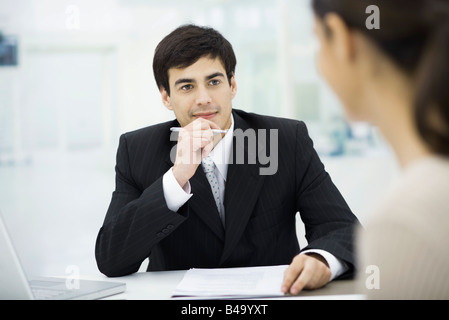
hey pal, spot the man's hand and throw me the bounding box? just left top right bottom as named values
left=172, top=118, right=221, bottom=188
left=281, top=253, right=332, bottom=295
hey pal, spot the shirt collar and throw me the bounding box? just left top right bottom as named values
left=208, top=114, right=234, bottom=181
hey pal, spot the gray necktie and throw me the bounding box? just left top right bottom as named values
left=201, top=156, right=225, bottom=226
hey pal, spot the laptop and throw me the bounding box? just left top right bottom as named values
left=0, top=212, right=126, bottom=300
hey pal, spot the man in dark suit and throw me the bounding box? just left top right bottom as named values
left=95, top=24, right=360, bottom=294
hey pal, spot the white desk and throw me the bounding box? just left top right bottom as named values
left=81, top=271, right=365, bottom=300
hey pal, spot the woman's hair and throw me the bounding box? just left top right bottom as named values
left=312, top=0, right=449, bottom=155
left=152, top=24, right=236, bottom=96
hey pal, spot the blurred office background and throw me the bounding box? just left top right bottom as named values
left=0, top=0, right=399, bottom=278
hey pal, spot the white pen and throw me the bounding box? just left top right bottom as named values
left=170, top=127, right=228, bottom=134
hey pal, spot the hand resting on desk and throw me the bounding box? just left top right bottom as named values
left=281, top=253, right=331, bottom=295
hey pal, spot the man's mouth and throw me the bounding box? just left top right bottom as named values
left=193, top=112, right=217, bottom=120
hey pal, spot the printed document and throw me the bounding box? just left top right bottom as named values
left=172, top=264, right=288, bottom=299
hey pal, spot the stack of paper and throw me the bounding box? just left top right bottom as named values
left=172, top=265, right=289, bottom=299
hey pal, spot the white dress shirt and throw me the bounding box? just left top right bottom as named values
left=162, top=115, right=347, bottom=280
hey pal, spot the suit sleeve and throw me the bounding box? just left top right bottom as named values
left=294, top=121, right=361, bottom=278
left=95, top=134, right=187, bottom=277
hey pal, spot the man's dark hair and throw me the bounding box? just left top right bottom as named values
left=153, top=24, right=237, bottom=96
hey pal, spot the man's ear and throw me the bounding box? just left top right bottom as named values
left=160, top=87, right=173, bottom=110
left=324, top=13, right=356, bottom=62
left=230, top=74, right=237, bottom=99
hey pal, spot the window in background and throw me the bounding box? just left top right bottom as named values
left=0, top=0, right=390, bottom=162
left=171, top=0, right=390, bottom=158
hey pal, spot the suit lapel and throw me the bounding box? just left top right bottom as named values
left=219, top=111, right=266, bottom=265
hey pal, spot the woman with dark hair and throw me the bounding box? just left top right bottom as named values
left=310, top=0, right=449, bottom=298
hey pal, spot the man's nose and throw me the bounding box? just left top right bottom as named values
left=195, top=86, right=212, bottom=105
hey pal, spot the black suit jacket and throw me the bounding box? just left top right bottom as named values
left=95, top=109, right=360, bottom=277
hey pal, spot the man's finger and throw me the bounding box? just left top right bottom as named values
left=281, top=256, right=305, bottom=294
left=189, top=117, right=222, bottom=131
left=289, top=263, right=314, bottom=294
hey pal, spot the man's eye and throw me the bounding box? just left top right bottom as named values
left=181, top=85, right=193, bottom=91
left=209, top=79, right=220, bottom=86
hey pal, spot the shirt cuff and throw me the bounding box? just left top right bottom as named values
left=301, top=249, right=348, bottom=281
left=162, top=167, right=193, bottom=212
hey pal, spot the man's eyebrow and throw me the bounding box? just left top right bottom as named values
left=174, top=78, right=195, bottom=87
left=206, top=72, right=225, bottom=81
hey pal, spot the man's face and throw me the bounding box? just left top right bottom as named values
left=161, top=56, right=237, bottom=130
